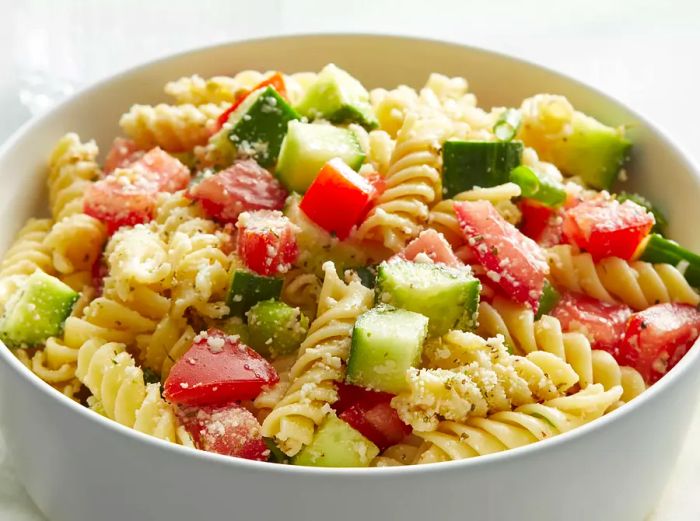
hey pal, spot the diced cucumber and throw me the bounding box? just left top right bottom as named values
left=616, top=192, right=667, bottom=235
left=215, top=316, right=250, bottom=344
left=535, top=280, right=561, bottom=319
left=376, top=260, right=480, bottom=336
left=246, top=299, right=309, bottom=358
left=510, top=165, right=567, bottom=207
left=226, top=270, right=283, bottom=317
left=276, top=121, right=365, bottom=193
left=347, top=306, right=429, bottom=393
left=0, top=271, right=79, bottom=348
left=442, top=141, right=523, bottom=199
left=210, top=86, right=299, bottom=167
left=292, top=413, right=379, bottom=467
left=640, top=234, right=700, bottom=288
left=442, top=140, right=523, bottom=198
left=295, top=64, right=378, bottom=130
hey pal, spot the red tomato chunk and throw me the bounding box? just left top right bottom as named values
left=104, top=137, right=142, bottom=173
left=187, top=160, right=288, bottom=224
left=519, top=199, right=565, bottom=248
left=164, top=329, right=278, bottom=407
left=334, top=383, right=411, bottom=451
left=454, top=200, right=548, bottom=310
left=619, top=303, right=700, bottom=384
left=236, top=210, right=298, bottom=276
left=563, top=198, right=654, bottom=261
left=397, top=229, right=462, bottom=267
left=550, top=292, right=632, bottom=354
left=178, top=403, right=268, bottom=461
left=300, top=158, right=375, bottom=240
left=130, top=147, right=190, bottom=193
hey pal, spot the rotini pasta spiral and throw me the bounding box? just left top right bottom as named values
left=393, top=331, right=578, bottom=431
left=546, top=244, right=700, bottom=310
left=261, top=262, right=373, bottom=456
left=165, top=75, right=246, bottom=105
left=46, top=133, right=101, bottom=221
left=282, top=268, right=322, bottom=321
left=43, top=213, right=107, bottom=275
left=119, top=103, right=228, bottom=153
left=414, top=383, right=622, bottom=463
left=477, top=296, right=646, bottom=404
left=0, top=219, right=55, bottom=308
left=76, top=338, right=178, bottom=441
left=355, top=113, right=455, bottom=251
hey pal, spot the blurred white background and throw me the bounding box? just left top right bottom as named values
left=0, top=0, right=698, bottom=519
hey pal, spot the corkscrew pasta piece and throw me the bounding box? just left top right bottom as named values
left=44, top=213, right=107, bottom=275
left=253, top=355, right=297, bottom=423
left=261, top=262, right=373, bottom=456
left=371, top=436, right=427, bottom=467
left=0, top=219, right=55, bottom=308
left=136, top=316, right=196, bottom=378
left=546, top=244, right=700, bottom=310
left=119, top=102, right=228, bottom=152
left=428, top=182, right=523, bottom=247
left=76, top=338, right=178, bottom=441
left=282, top=268, right=322, bottom=321
left=393, top=331, right=578, bottom=431
left=414, top=384, right=623, bottom=463
left=165, top=75, right=247, bottom=105
left=477, top=297, right=646, bottom=403
left=355, top=113, right=454, bottom=251
left=46, top=133, right=101, bottom=221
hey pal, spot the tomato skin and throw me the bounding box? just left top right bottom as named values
left=178, top=403, right=268, bottom=461
left=397, top=229, right=462, bottom=267
left=550, top=292, right=632, bottom=354
left=519, top=199, right=565, bottom=247
left=299, top=158, right=375, bottom=240
left=104, top=137, right=142, bottom=173
left=236, top=210, right=298, bottom=276
left=215, top=72, right=288, bottom=130
left=163, top=328, right=279, bottom=407
left=619, top=303, right=700, bottom=384
left=334, top=383, right=410, bottom=451
left=187, top=160, right=288, bottom=224
left=563, top=199, right=654, bottom=261
left=454, top=200, right=548, bottom=310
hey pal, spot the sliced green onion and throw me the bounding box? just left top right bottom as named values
left=536, top=280, right=561, bottom=319
left=509, top=165, right=567, bottom=207
left=493, top=109, right=522, bottom=141
left=639, top=234, right=700, bottom=288
left=616, top=192, right=667, bottom=235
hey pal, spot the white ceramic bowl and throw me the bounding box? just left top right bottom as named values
left=1, top=34, right=699, bottom=521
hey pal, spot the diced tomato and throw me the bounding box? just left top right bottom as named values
left=104, top=137, right=143, bottom=173
left=396, top=229, right=462, bottom=267
left=364, top=172, right=386, bottom=202
left=563, top=199, right=654, bottom=261
left=299, top=158, right=375, bottom=240
left=187, top=160, right=288, bottom=224
left=236, top=210, right=298, bottom=276
left=83, top=172, right=158, bottom=234
left=129, top=148, right=190, bottom=193
left=619, top=303, right=700, bottom=384
left=454, top=200, right=549, bottom=310
left=334, top=383, right=411, bottom=451
left=91, top=253, right=108, bottom=296
left=550, top=292, right=632, bottom=354
left=178, top=403, right=268, bottom=461
left=164, top=329, right=279, bottom=407
left=519, top=199, right=565, bottom=247
left=216, top=72, right=288, bottom=130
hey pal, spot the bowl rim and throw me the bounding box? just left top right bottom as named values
left=1, top=31, right=699, bottom=477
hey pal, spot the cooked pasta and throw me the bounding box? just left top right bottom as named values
left=546, top=244, right=700, bottom=310
left=355, top=113, right=454, bottom=250
left=120, top=103, right=228, bottom=152
left=414, top=384, right=622, bottom=463
left=478, top=297, right=646, bottom=403
left=282, top=268, right=322, bottom=321
left=261, top=262, right=373, bottom=456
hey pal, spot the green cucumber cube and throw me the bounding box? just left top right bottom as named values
left=442, top=140, right=523, bottom=198
left=347, top=306, right=428, bottom=393
left=0, top=271, right=79, bottom=348
left=276, top=121, right=365, bottom=193
left=376, top=260, right=480, bottom=336
left=295, top=64, right=378, bottom=130
left=215, top=316, right=250, bottom=344
left=211, top=86, right=299, bottom=167
left=226, top=270, right=283, bottom=317
left=292, top=414, right=379, bottom=467
left=246, top=299, right=309, bottom=358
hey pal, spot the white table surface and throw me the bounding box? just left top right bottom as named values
left=0, top=0, right=699, bottom=519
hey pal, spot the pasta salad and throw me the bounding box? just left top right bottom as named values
left=1, top=64, right=699, bottom=467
